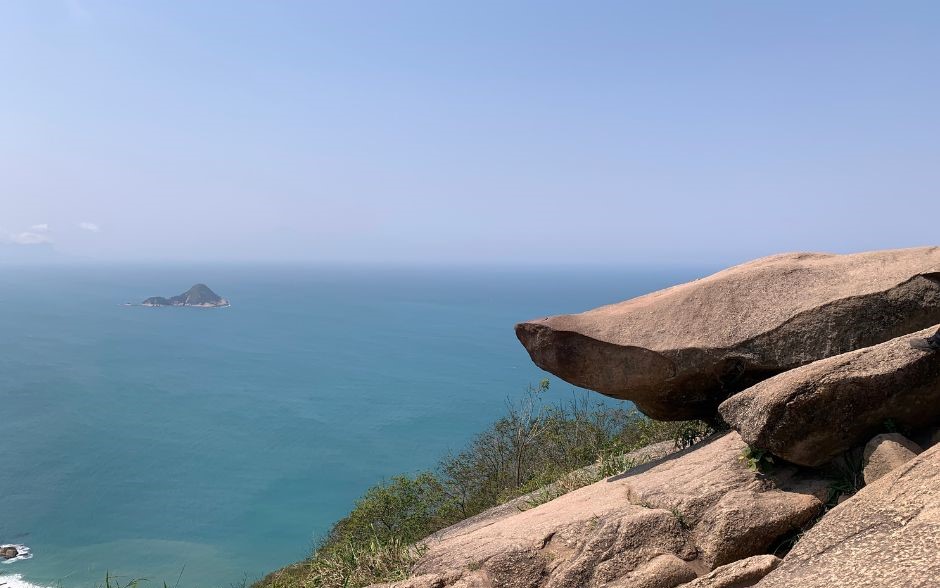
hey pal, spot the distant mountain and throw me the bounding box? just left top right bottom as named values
left=141, top=284, right=230, bottom=308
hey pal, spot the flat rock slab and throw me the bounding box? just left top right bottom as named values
left=720, top=326, right=940, bottom=467
left=375, top=433, right=824, bottom=588
left=755, top=443, right=940, bottom=588
left=515, top=247, right=940, bottom=419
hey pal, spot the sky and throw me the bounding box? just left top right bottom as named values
left=1, top=1, right=939, bottom=265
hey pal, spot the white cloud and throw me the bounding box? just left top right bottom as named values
left=30, top=223, right=50, bottom=232
left=10, top=231, right=52, bottom=245
left=79, top=221, right=100, bottom=233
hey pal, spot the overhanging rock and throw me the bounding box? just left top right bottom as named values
left=516, top=247, right=940, bottom=420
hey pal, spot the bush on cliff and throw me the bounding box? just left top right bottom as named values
left=328, top=472, right=454, bottom=546
left=256, top=382, right=714, bottom=588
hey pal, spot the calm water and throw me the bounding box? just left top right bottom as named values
left=0, top=264, right=709, bottom=588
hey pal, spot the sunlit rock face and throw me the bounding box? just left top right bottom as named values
left=516, top=247, right=940, bottom=420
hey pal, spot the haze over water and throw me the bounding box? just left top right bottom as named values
left=0, top=264, right=711, bottom=588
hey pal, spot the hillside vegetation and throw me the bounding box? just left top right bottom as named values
left=256, top=381, right=713, bottom=588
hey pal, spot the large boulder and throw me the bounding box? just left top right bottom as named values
left=515, top=247, right=940, bottom=419
left=375, top=433, right=824, bottom=588
left=719, top=326, right=940, bottom=467
left=754, top=443, right=940, bottom=588
left=862, top=433, right=922, bottom=485
left=619, top=435, right=823, bottom=569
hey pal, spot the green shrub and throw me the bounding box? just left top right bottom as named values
left=739, top=445, right=775, bottom=472
left=669, top=506, right=690, bottom=530
left=672, top=420, right=716, bottom=449
left=328, top=472, right=457, bottom=546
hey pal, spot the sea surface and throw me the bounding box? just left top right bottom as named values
left=0, top=263, right=711, bottom=588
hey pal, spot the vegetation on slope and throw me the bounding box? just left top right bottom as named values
left=256, top=381, right=715, bottom=588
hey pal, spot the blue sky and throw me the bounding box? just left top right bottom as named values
left=1, top=1, right=939, bottom=264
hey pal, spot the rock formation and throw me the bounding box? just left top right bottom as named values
left=0, top=544, right=30, bottom=562
left=267, top=247, right=940, bottom=588
left=375, top=433, right=825, bottom=588
left=753, top=443, right=940, bottom=587
left=515, top=247, right=940, bottom=419
left=140, top=283, right=230, bottom=307
left=0, top=545, right=18, bottom=560
left=719, top=326, right=940, bottom=466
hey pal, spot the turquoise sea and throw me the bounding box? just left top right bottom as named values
left=0, top=264, right=709, bottom=588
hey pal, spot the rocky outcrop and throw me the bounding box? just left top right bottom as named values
left=679, top=555, right=782, bottom=588
left=376, top=249, right=940, bottom=588
left=140, top=283, right=230, bottom=307
left=377, top=433, right=824, bottom=588
left=754, top=443, right=940, bottom=588
left=515, top=247, right=940, bottom=420
left=426, top=441, right=679, bottom=545
left=719, top=326, right=940, bottom=467
left=0, top=544, right=30, bottom=562
left=617, top=435, right=824, bottom=569
left=0, top=545, right=18, bottom=559
left=862, top=433, right=922, bottom=485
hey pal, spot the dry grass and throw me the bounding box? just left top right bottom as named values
left=257, top=534, right=424, bottom=588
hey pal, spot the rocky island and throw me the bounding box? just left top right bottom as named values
left=140, top=283, right=230, bottom=308
left=1, top=543, right=32, bottom=562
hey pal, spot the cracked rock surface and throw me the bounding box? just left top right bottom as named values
left=754, top=443, right=940, bottom=588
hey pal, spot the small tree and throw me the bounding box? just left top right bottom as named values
left=507, top=378, right=551, bottom=487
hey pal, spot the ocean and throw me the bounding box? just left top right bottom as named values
left=0, top=263, right=710, bottom=588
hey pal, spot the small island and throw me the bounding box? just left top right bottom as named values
left=140, top=283, right=230, bottom=308
left=1, top=543, right=31, bottom=562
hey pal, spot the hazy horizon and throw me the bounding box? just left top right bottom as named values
left=3, top=2, right=939, bottom=265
